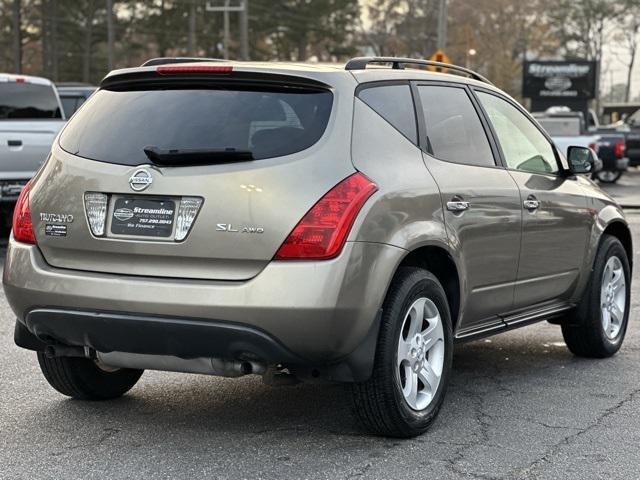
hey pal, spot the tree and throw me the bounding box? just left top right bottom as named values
left=614, top=0, right=640, bottom=102
left=366, top=0, right=438, bottom=57
left=250, top=0, right=360, bottom=61
left=547, top=0, right=621, bottom=61
left=447, top=0, right=559, bottom=98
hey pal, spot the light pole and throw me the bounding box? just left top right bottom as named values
left=436, top=0, right=448, bottom=51
left=466, top=48, right=476, bottom=69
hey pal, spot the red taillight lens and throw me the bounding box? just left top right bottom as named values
left=588, top=142, right=598, bottom=152
left=12, top=180, right=36, bottom=244
left=615, top=140, right=625, bottom=158
left=275, top=173, right=378, bottom=260
left=156, top=65, right=233, bottom=75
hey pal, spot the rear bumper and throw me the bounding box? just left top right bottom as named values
left=3, top=239, right=405, bottom=378
left=616, top=157, right=630, bottom=170
left=23, top=308, right=304, bottom=364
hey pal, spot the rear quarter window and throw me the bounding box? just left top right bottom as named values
left=59, top=86, right=333, bottom=165
left=358, top=84, right=418, bottom=144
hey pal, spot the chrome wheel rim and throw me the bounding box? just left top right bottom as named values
left=598, top=171, right=618, bottom=182
left=396, top=297, right=445, bottom=411
left=601, top=256, right=626, bottom=339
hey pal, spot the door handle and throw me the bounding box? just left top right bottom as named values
left=447, top=200, right=470, bottom=212
left=523, top=198, right=540, bottom=211
left=7, top=139, right=22, bottom=147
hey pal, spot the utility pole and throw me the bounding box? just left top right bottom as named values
left=436, top=0, right=448, bottom=51
left=188, top=0, right=197, bottom=56
left=12, top=0, right=21, bottom=74
left=106, top=0, right=115, bottom=71
left=51, top=0, right=58, bottom=81
left=206, top=0, right=249, bottom=60
left=240, top=0, right=248, bottom=60
left=223, top=0, right=230, bottom=60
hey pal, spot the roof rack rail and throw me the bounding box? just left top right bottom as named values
left=344, top=56, right=492, bottom=85
left=141, top=57, right=226, bottom=67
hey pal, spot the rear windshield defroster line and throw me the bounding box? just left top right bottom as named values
left=59, top=85, right=333, bottom=166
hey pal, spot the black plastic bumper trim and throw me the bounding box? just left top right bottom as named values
left=20, top=307, right=383, bottom=383
left=24, top=309, right=304, bottom=364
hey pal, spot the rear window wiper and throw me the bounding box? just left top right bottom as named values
left=143, top=146, right=254, bottom=166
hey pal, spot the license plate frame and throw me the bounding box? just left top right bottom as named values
left=109, top=197, right=176, bottom=238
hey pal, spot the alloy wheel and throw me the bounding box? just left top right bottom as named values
left=601, top=255, right=626, bottom=339
left=396, top=297, right=445, bottom=411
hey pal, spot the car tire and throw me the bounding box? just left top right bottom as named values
left=37, top=353, right=143, bottom=400
left=595, top=170, right=622, bottom=183
left=561, top=235, right=631, bottom=358
left=351, top=267, right=453, bottom=438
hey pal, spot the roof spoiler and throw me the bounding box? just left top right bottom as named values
left=141, top=57, right=227, bottom=67
left=344, top=56, right=492, bottom=85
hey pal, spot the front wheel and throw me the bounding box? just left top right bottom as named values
left=351, top=267, right=453, bottom=437
left=562, top=235, right=631, bottom=358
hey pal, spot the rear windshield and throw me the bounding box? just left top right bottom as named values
left=0, top=82, right=62, bottom=119
left=59, top=86, right=333, bottom=165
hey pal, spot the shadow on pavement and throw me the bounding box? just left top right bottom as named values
left=21, top=332, right=586, bottom=439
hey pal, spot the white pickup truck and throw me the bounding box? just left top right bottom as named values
left=0, top=73, right=65, bottom=230
left=532, top=111, right=604, bottom=178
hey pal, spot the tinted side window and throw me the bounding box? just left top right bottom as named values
left=417, top=85, right=495, bottom=167
left=358, top=84, right=417, bottom=144
left=477, top=92, right=558, bottom=174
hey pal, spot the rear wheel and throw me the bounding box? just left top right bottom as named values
left=562, top=235, right=630, bottom=358
left=37, top=353, right=143, bottom=400
left=351, top=267, right=453, bottom=437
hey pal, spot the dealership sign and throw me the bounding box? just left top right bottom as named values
left=523, top=61, right=597, bottom=99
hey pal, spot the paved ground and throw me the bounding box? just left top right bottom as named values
left=598, top=167, right=640, bottom=208
left=1, top=195, right=640, bottom=479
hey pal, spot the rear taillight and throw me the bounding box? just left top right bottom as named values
left=156, top=65, right=233, bottom=75
left=588, top=142, right=598, bottom=152
left=615, top=140, right=625, bottom=158
left=275, top=173, right=378, bottom=260
left=12, top=180, right=36, bottom=244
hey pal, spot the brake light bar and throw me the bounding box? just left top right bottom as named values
left=156, top=65, right=233, bottom=75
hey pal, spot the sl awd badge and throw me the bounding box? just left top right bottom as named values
left=129, top=168, right=153, bottom=192
left=216, top=223, right=264, bottom=234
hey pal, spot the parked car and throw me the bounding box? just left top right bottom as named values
left=592, top=133, right=628, bottom=183
left=0, top=73, right=65, bottom=232
left=56, top=84, right=97, bottom=118
left=3, top=57, right=632, bottom=438
left=597, top=109, right=640, bottom=167
left=533, top=110, right=616, bottom=181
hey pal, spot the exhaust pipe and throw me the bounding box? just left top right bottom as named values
left=95, top=351, right=267, bottom=378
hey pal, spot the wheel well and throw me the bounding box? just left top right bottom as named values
left=399, top=246, right=461, bottom=329
left=603, top=221, right=633, bottom=269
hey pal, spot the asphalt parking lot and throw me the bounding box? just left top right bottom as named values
left=2, top=183, right=640, bottom=479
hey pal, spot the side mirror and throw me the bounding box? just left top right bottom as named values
left=567, top=146, right=597, bottom=174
